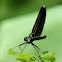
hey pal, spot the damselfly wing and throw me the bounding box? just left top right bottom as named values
left=29, top=5, right=46, bottom=39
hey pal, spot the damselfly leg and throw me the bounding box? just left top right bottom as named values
left=19, top=43, right=28, bottom=53
left=11, top=42, right=27, bottom=49
left=34, top=35, right=46, bottom=40
left=31, top=42, right=43, bottom=62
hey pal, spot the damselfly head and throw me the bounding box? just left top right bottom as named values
left=24, top=37, right=27, bottom=41
left=24, top=37, right=31, bottom=41
left=24, top=36, right=34, bottom=42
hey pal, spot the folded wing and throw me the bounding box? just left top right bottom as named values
left=31, top=5, right=46, bottom=38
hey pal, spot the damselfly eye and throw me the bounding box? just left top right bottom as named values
left=24, top=37, right=27, bottom=41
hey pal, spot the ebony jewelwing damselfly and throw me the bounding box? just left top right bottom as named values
left=11, top=5, right=46, bottom=62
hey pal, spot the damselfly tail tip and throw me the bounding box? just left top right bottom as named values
left=42, top=5, right=46, bottom=8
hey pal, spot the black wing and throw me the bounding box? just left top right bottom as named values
left=29, top=5, right=46, bottom=38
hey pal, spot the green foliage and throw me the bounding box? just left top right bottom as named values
left=17, top=53, right=36, bottom=62
left=6, top=49, right=19, bottom=57
left=7, top=49, right=56, bottom=62
left=41, top=51, right=56, bottom=62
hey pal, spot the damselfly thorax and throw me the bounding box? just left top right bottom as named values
left=24, top=33, right=46, bottom=43
left=24, top=33, right=35, bottom=43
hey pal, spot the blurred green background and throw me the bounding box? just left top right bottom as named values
left=0, top=0, right=62, bottom=62
left=0, top=0, right=62, bottom=21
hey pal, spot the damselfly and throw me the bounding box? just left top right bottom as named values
left=11, top=5, right=46, bottom=62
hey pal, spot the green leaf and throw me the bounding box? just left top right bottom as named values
left=48, top=51, right=55, bottom=55
left=41, top=51, right=56, bottom=62
left=42, top=59, right=51, bottom=62
left=17, top=53, right=36, bottom=62
left=42, top=51, right=49, bottom=54
left=6, top=49, right=19, bottom=57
